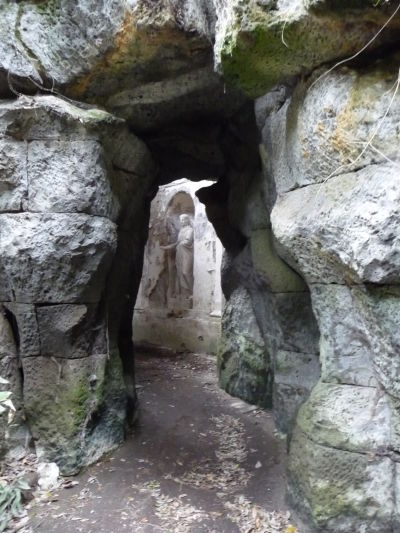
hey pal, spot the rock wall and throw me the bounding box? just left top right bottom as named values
left=0, top=96, right=156, bottom=473
left=214, top=0, right=400, bottom=97
left=212, top=4, right=400, bottom=529
left=1, top=1, right=400, bottom=531
left=265, top=56, right=400, bottom=531
left=214, top=179, right=320, bottom=420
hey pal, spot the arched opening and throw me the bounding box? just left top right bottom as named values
left=133, top=179, right=223, bottom=355
left=0, top=90, right=320, bottom=533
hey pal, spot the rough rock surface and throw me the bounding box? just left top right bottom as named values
left=1, top=2, right=400, bottom=532
left=266, top=56, right=400, bottom=531
left=218, top=285, right=271, bottom=407
left=1, top=1, right=215, bottom=99
left=214, top=0, right=400, bottom=96
left=0, top=96, right=156, bottom=473
left=214, top=167, right=320, bottom=432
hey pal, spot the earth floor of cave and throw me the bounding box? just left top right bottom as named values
left=29, top=351, right=300, bottom=533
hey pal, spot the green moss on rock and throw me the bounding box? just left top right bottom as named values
left=64, top=379, right=91, bottom=434
left=22, top=352, right=128, bottom=475
left=218, top=333, right=272, bottom=408
left=250, top=229, right=306, bottom=292
left=288, top=428, right=394, bottom=531
left=218, top=3, right=400, bottom=97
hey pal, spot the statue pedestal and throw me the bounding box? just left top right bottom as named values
left=167, top=295, right=193, bottom=312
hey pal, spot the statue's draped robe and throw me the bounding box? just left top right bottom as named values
left=175, top=225, right=194, bottom=294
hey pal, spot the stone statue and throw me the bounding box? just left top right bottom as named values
left=161, top=214, right=194, bottom=301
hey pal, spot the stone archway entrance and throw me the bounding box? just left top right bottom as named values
left=0, top=93, right=317, bottom=533
left=133, top=179, right=223, bottom=355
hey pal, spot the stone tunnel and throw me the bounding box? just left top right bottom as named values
left=1, top=1, right=400, bottom=531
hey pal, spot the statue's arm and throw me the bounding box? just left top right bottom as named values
left=160, top=242, right=177, bottom=250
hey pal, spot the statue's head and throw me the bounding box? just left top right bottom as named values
left=180, top=214, right=191, bottom=227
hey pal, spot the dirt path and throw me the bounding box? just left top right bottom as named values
left=29, top=351, right=299, bottom=532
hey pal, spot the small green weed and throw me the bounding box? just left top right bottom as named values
left=0, top=478, right=30, bottom=532
left=0, top=377, right=15, bottom=422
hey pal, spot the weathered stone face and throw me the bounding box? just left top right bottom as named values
left=288, top=428, right=394, bottom=533
left=215, top=179, right=320, bottom=430
left=263, top=57, right=400, bottom=530
left=0, top=213, right=117, bottom=303
left=1, top=0, right=217, bottom=103
left=0, top=96, right=156, bottom=473
left=218, top=285, right=272, bottom=407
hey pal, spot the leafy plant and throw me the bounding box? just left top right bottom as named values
left=0, top=377, right=15, bottom=424
left=0, top=378, right=30, bottom=531
left=0, top=478, right=30, bottom=533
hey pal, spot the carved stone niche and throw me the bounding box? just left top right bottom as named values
left=133, top=179, right=224, bottom=354
left=148, top=190, right=195, bottom=310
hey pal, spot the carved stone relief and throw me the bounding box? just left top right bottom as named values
left=133, top=179, right=223, bottom=354
left=147, top=191, right=195, bottom=310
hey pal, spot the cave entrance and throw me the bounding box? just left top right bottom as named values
left=133, top=178, right=224, bottom=355
left=103, top=176, right=290, bottom=531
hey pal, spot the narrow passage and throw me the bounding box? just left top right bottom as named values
left=30, top=352, right=296, bottom=532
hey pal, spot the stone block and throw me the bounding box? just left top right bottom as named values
left=296, top=381, right=391, bottom=453
left=0, top=139, right=27, bottom=212
left=250, top=228, right=306, bottom=293
left=27, top=140, right=114, bottom=218
left=263, top=62, right=400, bottom=194
left=394, top=463, right=400, bottom=531
left=311, top=284, right=377, bottom=387
left=22, top=352, right=126, bottom=474
left=106, top=128, right=156, bottom=177
left=273, top=350, right=320, bottom=434
left=221, top=286, right=264, bottom=347
left=36, top=304, right=107, bottom=359
left=0, top=213, right=116, bottom=303
left=272, top=164, right=400, bottom=285
left=275, top=292, right=319, bottom=354
left=3, top=303, right=40, bottom=356
left=248, top=287, right=281, bottom=356
left=288, top=428, right=394, bottom=532
left=0, top=96, right=121, bottom=141
left=17, top=1, right=212, bottom=101
left=310, top=283, right=400, bottom=394
left=18, top=1, right=126, bottom=87
left=366, top=286, right=400, bottom=398
left=0, top=263, right=12, bottom=301
left=218, top=286, right=272, bottom=407
left=216, top=1, right=400, bottom=98
left=274, top=350, right=320, bottom=391
left=0, top=3, right=40, bottom=86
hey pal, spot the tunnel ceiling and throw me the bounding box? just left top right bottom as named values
left=3, top=1, right=400, bottom=109
left=3, top=0, right=400, bottom=196
left=4, top=0, right=399, bottom=194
